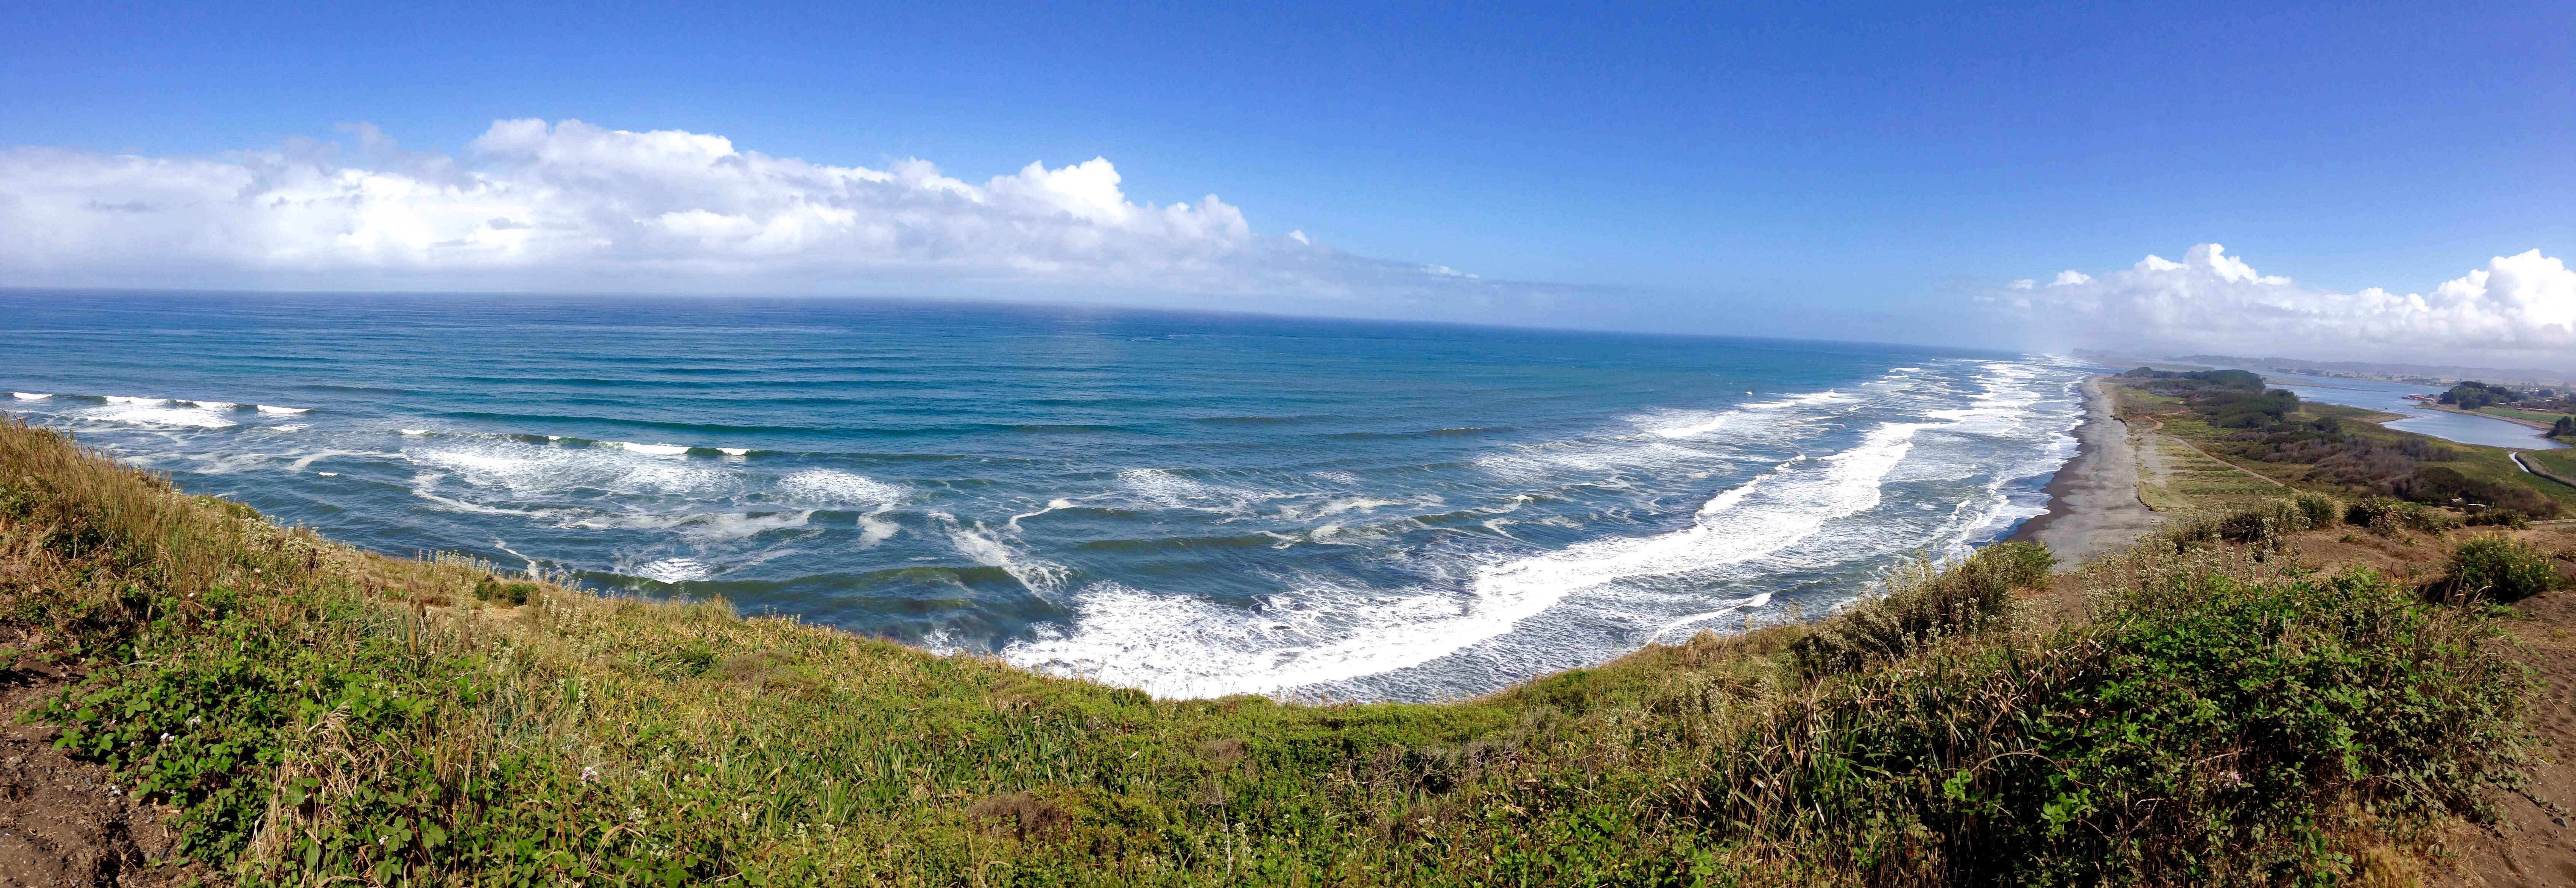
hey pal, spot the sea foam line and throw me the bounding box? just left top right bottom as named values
left=1005, top=421, right=1929, bottom=698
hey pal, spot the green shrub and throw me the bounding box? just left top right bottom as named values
left=2291, top=491, right=2339, bottom=529
left=2170, top=501, right=2308, bottom=551
left=1700, top=564, right=2534, bottom=884
left=2445, top=533, right=2563, bottom=603
left=2348, top=496, right=2461, bottom=536
left=472, top=575, right=536, bottom=605
left=2465, top=509, right=2531, bottom=529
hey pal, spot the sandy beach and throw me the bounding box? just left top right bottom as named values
left=2007, top=375, right=2163, bottom=562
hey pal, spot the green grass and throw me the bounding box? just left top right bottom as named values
left=0, top=419, right=2540, bottom=885
left=2523, top=449, right=2576, bottom=492
left=2477, top=406, right=2571, bottom=426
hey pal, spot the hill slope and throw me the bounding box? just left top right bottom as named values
left=0, top=418, right=2551, bottom=885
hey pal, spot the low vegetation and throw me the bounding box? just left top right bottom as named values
left=2116, top=367, right=2565, bottom=517
left=2441, top=533, right=2564, bottom=604
left=0, top=419, right=2545, bottom=885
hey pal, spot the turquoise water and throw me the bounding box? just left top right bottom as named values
left=0, top=291, right=2087, bottom=699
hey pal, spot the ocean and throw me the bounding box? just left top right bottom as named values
left=0, top=291, right=2088, bottom=700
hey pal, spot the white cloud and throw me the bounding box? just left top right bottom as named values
left=2003, top=243, right=2576, bottom=367
left=0, top=119, right=1520, bottom=311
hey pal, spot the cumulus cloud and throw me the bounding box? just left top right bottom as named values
left=2001, top=243, right=2576, bottom=368
left=0, top=119, right=1528, bottom=312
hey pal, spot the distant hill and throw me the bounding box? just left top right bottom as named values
left=2074, top=350, right=2576, bottom=388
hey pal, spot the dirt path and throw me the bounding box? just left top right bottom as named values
left=0, top=640, right=188, bottom=887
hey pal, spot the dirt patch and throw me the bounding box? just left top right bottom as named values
left=2431, top=529, right=2576, bottom=886
left=0, top=642, right=191, bottom=888
left=2290, top=525, right=2576, bottom=885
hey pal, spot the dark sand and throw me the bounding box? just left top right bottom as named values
left=2007, top=376, right=2162, bottom=563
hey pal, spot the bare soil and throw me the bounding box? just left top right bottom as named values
left=0, top=633, right=190, bottom=888
left=2294, top=524, right=2576, bottom=885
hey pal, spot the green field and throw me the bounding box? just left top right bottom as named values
left=2524, top=448, right=2576, bottom=492
left=2477, top=406, right=2573, bottom=426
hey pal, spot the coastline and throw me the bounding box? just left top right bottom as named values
left=2005, top=375, right=2162, bottom=562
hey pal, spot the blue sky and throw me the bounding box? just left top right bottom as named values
left=3, top=1, right=2571, bottom=360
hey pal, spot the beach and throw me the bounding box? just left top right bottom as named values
left=2007, top=375, right=2163, bottom=562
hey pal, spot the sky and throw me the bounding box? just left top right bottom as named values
left=3, top=1, right=2571, bottom=366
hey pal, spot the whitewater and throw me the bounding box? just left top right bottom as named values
left=0, top=291, right=2089, bottom=701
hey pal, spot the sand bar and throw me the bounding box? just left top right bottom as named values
left=2007, top=375, right=2162, bottom=562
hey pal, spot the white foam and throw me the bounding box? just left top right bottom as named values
left=255, top=405, right=308, bottom=415
left=267, top=424, right=306, bottom=432
left=1117, top=468, right=1280, bottom=516
left=943, top=517, right=1071, bottom=597
left=615, top=442, right=692, bottom=456
left=399, top=429, right=430, bottom=436
left=84, top=397, right=238, bottom=429
left=776, top=468, right=906, bottom=510
left=1008, top=423, right=1926, bottom=698
left=317, top=471, right=338, bottom=476
left=637, top=557, right=711, bottom=583
left=1648, top=409, right=1746, bottom=439
left=858, top=514, right=901, bottom=548
left=186, top=400, right=239, bottom=410
left=12, top=392, right=50, bottom=400
left=682, top=510, right=813, bottom=540
left=405, top=438, right=736, bottom=498
left=1006, top=497, right=1078, bottom=530
left=1311, top=497, right=1406, bottom=517
left=718, top=447, right=751, bottom=456
left=1648, top=592, right=1774, bottom=642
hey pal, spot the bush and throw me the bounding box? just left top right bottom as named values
left=473, top=574, right=536, bottom=605
left=2170, top=500, right=2312, bottom=551
left=2445, top=534, right=2562, bottom=603
left=1710, top=562, right=2535, bottom=884
left=2291, top=492, right=2340, bottom=529
left=2465, top=509, right=2531, bottom=529
left=2348, top=497, right=2461, bottom=536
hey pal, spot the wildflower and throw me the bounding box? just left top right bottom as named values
left=581, top=765, right=599, bottom=783
left=159, top=732, right=174, bottom=743
left=186, top=716, right=201, bottom=725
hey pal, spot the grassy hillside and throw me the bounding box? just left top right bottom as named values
left=0, top=418, right=2544, bottom=885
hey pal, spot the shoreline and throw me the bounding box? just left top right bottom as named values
left=2005, top=375, right=2162, bottom=562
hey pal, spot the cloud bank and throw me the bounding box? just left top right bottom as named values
left=2000, top=243, right=2576, bottom=369
left=0, top=120, right=1524, bottom=313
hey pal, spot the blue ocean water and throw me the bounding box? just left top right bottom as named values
left=0, top=291, right=2087, bottom=700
